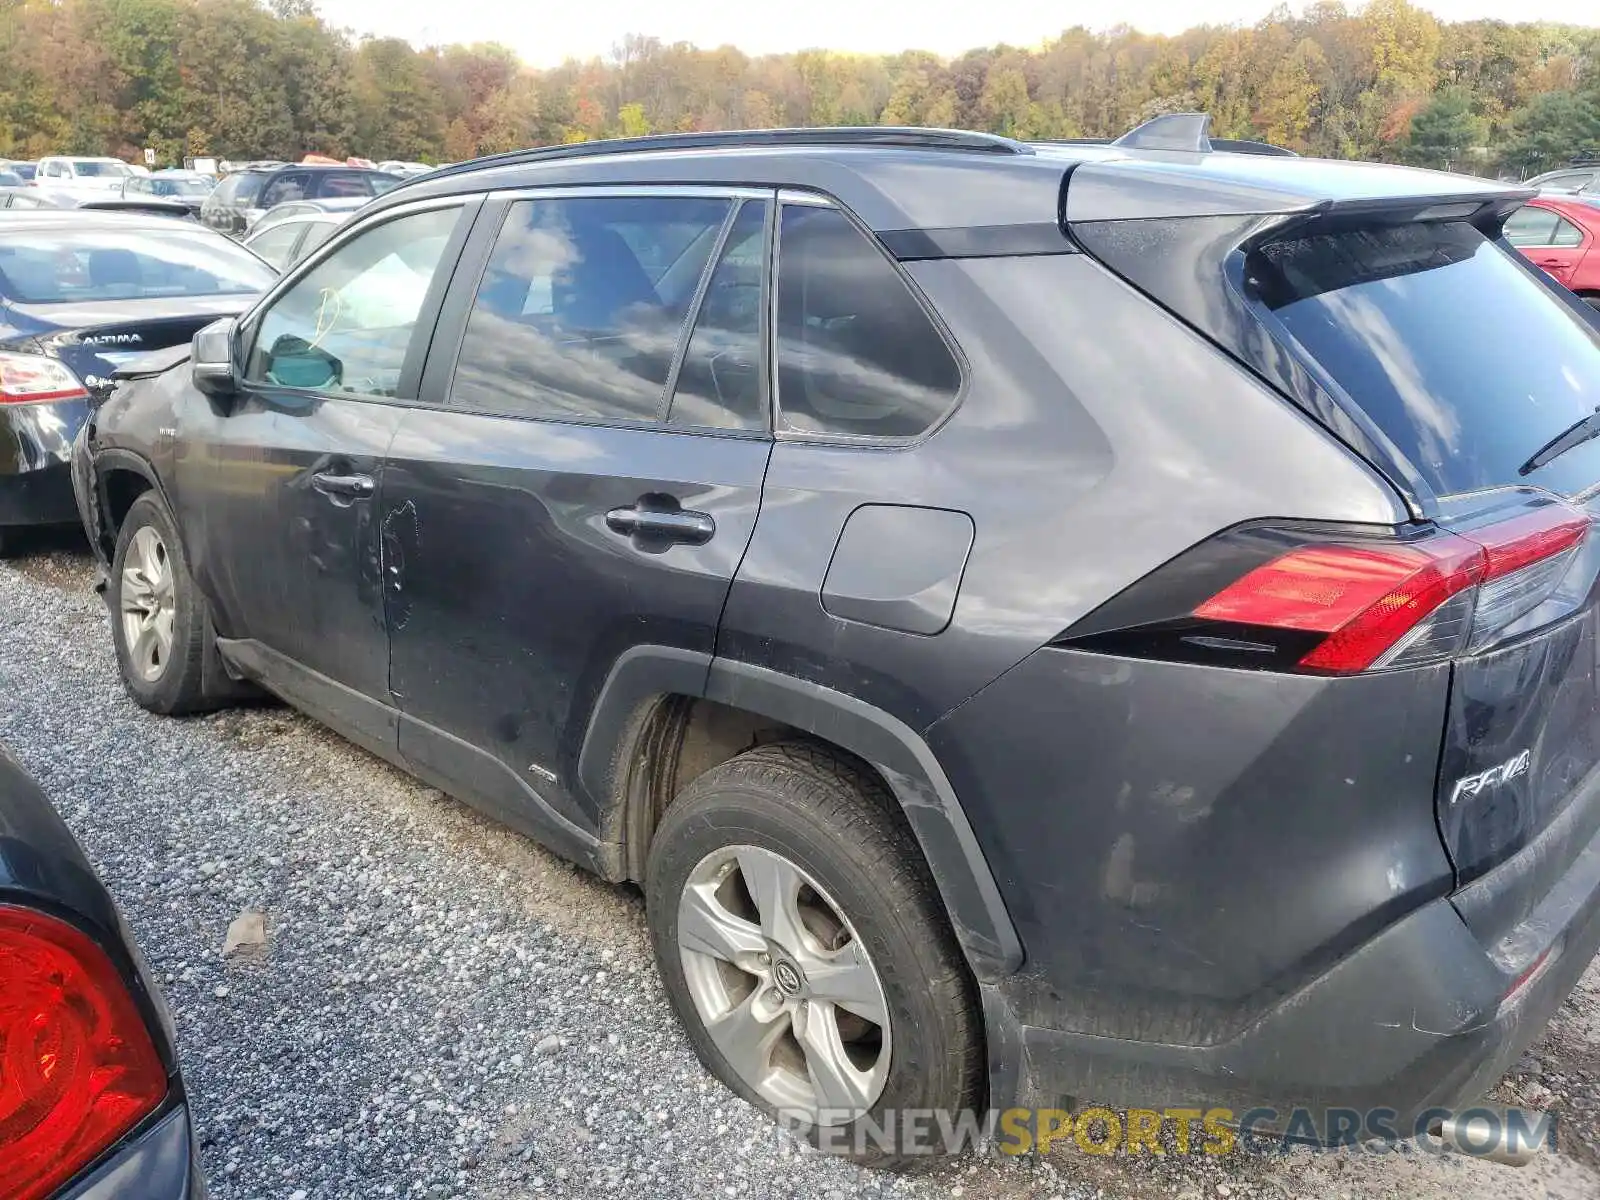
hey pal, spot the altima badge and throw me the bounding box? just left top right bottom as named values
left=1450, top=749, right=1531, bottom=805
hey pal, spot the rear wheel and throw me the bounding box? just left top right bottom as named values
left=646, top=742, right=982, bottom=1164
left=109, top=492, right=213, bottom=714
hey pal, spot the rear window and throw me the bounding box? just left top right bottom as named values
left=1248, top=220, right=1600, bottom=497
left=215, top=173, right=265, bottom=206
left=0, top=228, right=275, bottom=303
left=72, top=160, right=131, bottom=177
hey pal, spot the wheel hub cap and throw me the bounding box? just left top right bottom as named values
left=676, top=844, right=892, bottom=1125
left=120, top=525, right=176, bottom=683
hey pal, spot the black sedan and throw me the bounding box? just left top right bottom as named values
left=0, top=211, right=273, bottom=550
left=0, top=747, right=200, bottom=1198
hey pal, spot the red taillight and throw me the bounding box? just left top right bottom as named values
left=0, top=905, right=167, bottom=1200
left=0, top=352, right=90, bottom=405
left=1192, top=504, right=1592, bottom=674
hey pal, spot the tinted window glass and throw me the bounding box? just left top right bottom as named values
left=451, top=195, right=729, bottom=423
left=246, top=206, right=459, bottom=397
left=317, top=172, right=372, bottom=199
left=0, top=227, right=274, bottom=303
left=72, top=160, right=130, bottom=177
left=216, top=173, right=264, bottom=206
left=1504, top=207, right=1560, bottom=246
left=245, top=222, right=304, bottom=270
left=668, top=200, right=767, bottom=431
left=260, top=172, right=311, bottom=208
left=775, top=205, right=960, bottom=438
left=1251, top=220, right=1600, bottom=496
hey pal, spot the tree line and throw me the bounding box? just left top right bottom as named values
left=1, top=0, right=1598, bottom=177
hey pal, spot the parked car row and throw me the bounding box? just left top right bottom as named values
left=6, top=120, right=1600, bottom=1195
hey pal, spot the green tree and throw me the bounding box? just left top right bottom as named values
left=1503, top=89, right=1600, bottom=174
left=1402, top=87, right=1485, bottom=167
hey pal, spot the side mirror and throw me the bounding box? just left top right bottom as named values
left=191, top=320, right=236, bottom=397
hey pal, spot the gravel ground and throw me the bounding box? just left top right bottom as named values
left=2, top=538, right=1597, bottom=1200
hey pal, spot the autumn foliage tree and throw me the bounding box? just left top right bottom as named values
left=0, top=0, right=1597, bottom=178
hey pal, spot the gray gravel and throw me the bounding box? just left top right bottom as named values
left=1, top=542, right=1596, bottom=1200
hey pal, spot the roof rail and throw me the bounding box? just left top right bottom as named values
left=1113, top=113, right=1213, bottom=153
left=391, top=126, right=1034, bottom=191
left=1209, top=137, right=1299, bottom=158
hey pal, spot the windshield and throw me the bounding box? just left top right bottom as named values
left=0, top=227, right=275, bottom=303
left=1249, top=219, right=1600, bottom=498
left=73, top=160, right=132, bottom=177
left=152, top=177, right=211, bottom=197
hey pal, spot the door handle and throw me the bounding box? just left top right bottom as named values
left=311, top=471, right=375, bottom=499
left=605, top=503, right=715, bottom=545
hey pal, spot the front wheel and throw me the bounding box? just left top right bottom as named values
left=109, top=491, right=214, bottom=714
left=646, top=743, right=983, bottom=1164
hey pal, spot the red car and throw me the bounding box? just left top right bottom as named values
left=1505, top=194, right=1600, bottom=310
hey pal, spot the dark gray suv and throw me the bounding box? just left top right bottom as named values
left=72, top=117, right=1600, bottom=1161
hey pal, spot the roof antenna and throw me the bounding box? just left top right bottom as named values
left=1112, top=113, right=1214, bottom=153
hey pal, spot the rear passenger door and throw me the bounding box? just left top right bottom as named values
left=381, top=187, right=773, bottom=848
left=1506, top=205, right=1589, bottom=287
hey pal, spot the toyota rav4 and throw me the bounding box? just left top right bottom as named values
left=72, top=116, right=1600, bottom=1162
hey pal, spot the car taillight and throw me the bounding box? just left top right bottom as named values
left=0, top=905, right=167, bottom=1200
left=0, top=352, right=89, bottom=405
left=1057, top=501, right=1595, bottom=674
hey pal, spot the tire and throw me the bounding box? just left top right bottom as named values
left=109, top=491, right=214, bottom=715
left=1584, top=294, right=1600, bottom=312
left=646, top=742, right=982, bottom=1165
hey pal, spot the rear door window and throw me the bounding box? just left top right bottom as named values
left=450, top=194, right=730, bottom=424
left=316, top=172, right=374, bottom=199
left=774, top=204, right=960, bottom=438
left=667, top=199, right=768, bottom=431
left=260, top=172, right=311, bottom=207
left=1504, top=207, right=1560, bottom=246
left=1249, top=219, right=1600, bottom=497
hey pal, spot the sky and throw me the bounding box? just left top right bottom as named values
left=311, top=0, right=1600, bottom=67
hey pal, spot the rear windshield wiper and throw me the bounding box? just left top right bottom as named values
left=1520, top=406, right=1600, bottom=476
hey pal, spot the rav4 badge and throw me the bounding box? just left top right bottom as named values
left=1450, top=749, right=1531, bottom=805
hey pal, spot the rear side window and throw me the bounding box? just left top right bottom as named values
left=775, top=205, right=960, bottom=438
left=317, top=172, right=373, bottom=199
left=450, top=195, right=730, bottom=424
left=1250, top=220, right=1600, bottom=496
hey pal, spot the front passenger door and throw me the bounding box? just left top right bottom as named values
left=176, top=200, right=473, bottom=755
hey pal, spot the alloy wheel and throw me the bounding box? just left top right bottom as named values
left=676, top=844, right=891, bottom=1124
left=120, top=525, right=176, bottom=682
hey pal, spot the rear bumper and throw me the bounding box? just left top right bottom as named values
left=0, top=397, right=90, bottom=527
left=61, top=1102, right=203, bottom=1199
left=987, top=813, right=1600, bottom=1131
